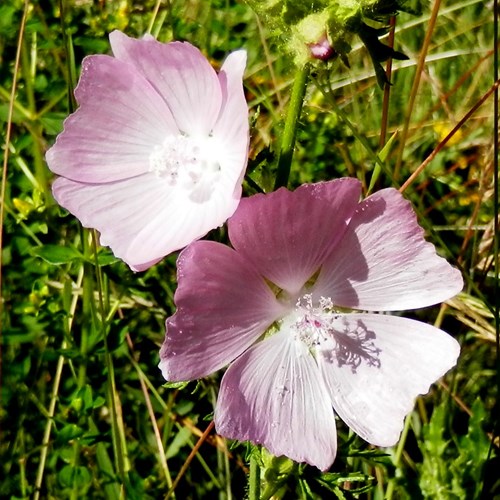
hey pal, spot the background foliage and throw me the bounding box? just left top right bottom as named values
left=0, top=0, right=498, bottom=498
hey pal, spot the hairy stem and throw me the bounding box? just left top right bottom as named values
left=274, top=64, right=310, bottom=190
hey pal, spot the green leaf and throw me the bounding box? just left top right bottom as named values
left=368, top=130, right=398, bottom=194
left=96, top=251, right=120, bottom=266
left=32, top=244, right=82, bottom=265
left=55, top=424, right=85, bottom=446
left=162, top=381, right=190, bottom=390
left=165, top=427, right=192, bottom=459
left=58, top=465, right=91, bottom=490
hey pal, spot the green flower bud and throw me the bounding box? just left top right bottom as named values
left=245, top=0, right=425, bottom=86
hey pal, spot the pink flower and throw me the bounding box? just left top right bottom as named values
left=308, top=35, right=336, bottom=61
left=46, top=31, right=249, bottom=271
left=159, top=179, right=463, bottom=471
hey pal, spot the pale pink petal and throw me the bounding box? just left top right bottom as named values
left=228, top=179, right=361, bottom=295
left=213, top=50, right=249, bottom=189
left=213, top=50, right=249, bottom=156
left=215, top=332, right=337, bottom=471
left=159, top=241, right=286, bottom=381
left=53, top=173, right=247, bottom=271
left=109, top=30, right=222, bottom=136
left=313, top=188, right=463, bottom=310
left=318, top=313, right=460, bottom=447
left=46, top=54, right=177, bottom=183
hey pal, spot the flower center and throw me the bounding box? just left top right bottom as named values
left=287, top=294, right=381, bottom=372
left=148, top=134, right=222, bottom=195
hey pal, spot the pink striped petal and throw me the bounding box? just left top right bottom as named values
left=159, top=241, right=285, bottom=381
left=52, top=173, right=245, bottom=271
left=110, top=30, right=222, bottom=136
left=313, top=188, right=463, bottom=310
left=215, top=332, right=337, bottom=471
left=228, top=179, right=361, bottom=296
left=213, top=50, right=249, bottom=189
left=46, top=55, right=177, bottom=183
left=318, top=313, right=460, bottom=447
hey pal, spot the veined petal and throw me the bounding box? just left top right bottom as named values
left=126, top=165, right=245, bottom=266
left=110, top=30, right=222, bottom=136
left=314, top=188, right=463, bottom=310
left=213, top=50, right=249, bottom=184
left=159, top=241, right=286, bottom=381
left=318, top=313, right=460, bottom=447
left=228, top=179, right=361, bottom=296
left=46, top=54, right=177, bottom=183
left=53, top=173, right=243, bottom=271
left=212, top=50, right=249, bottom=193
left=215, top=332, right=337, bottom=471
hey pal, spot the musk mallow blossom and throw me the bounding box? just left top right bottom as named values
left=159, top=178, right=463, bottom=470
left=46, top=30, right=249, bottom=271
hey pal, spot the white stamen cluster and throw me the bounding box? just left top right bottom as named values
left=148, top=134, right=222, bottom=189
left=289, top=294, right=381, bottom=372
left=291, top=294, right=337, bottom=349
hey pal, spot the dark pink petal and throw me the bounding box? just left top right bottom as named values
left=215, top=332, right=337, bottom=471
left=159, top=241, right=285, bottom=381
left=53, top=174, right=243, bottom=271
left=46, top=55, right=177, bottom=183
left=313, top=188, right=463, bottom=310
left=110, top=30, right=222, bottom=136
left=228, top=179, right=361, bottom=296
left=318, top=313, right=460, bottom=447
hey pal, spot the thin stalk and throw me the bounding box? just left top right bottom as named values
left=21, top=34, right=49, bottom=198
left=165, top=421, right=216, bottom=499
left=0, top=0, right=28, bottom=393
left=210, top=386, right=228, bottom=499
left=33, top=267, right=84, bottom=500
left=91, top=231, right=130, bottom=486
left=385, top=412, right=412, bottom=500
left=481, top=0, right=500, bottom=495
left=106, top=354, right=130, bottom=482
left=274, top=64, right=310, bottom=190
left=67, top=235, right=94, bottom=500
left=394, top=0, right=442, bottom=179
left=379, top=16, right=396, bottom=150
left=248, top=448, right=261, bottom=500
left=126, top=334, right=173, bottom=491
left=147, top=0, right=163, bottom=34
left=59, top=0, right=77, bottom=110
left=89, top=417, right=121, bottom=499
left=321, top=93, right=399, bottom=188
left=19, top=429, right=28, bottom=498
left=399, top=79, right=500, bottom=193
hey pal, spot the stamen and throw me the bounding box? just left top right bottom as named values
left=288, top=294, right=381, bottom=372
left=148, top=134, right=222, bottom=192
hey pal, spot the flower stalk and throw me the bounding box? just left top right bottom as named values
left=274, top=63, right=310, bottom=190
left=248, top=447, right=261, bottom=500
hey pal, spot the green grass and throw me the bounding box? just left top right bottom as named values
left=1, top=0, right=498, bottom=498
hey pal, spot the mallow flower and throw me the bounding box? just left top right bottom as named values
left=159, top=178, right=463, bottom=471
left=46, top=30, right=249, bottom=271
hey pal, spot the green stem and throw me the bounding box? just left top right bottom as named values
left=248, top=447, right=261, bottom=500
left=90, top=230, right=130, bottom=488
left=274, top=64, right=310, bottom=190
left=21, top=34, right=49, bottom=199
left=385, top=412, right=412, bottom=500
